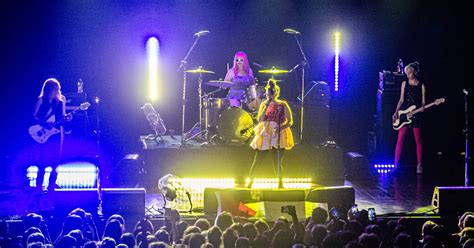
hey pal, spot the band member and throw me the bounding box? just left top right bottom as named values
left=32, top=78, right=69, bottom=191
left=247, top=79, right=294, bottom=188
left=392, top=62, right=425, bottom=174
left=224, top=51, right=255, bottom=107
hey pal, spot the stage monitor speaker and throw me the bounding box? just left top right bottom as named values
left=54, top=188, right=99, bottom=218
left=107, top=154, right=146, bottom=188
left=306, top=186, right=355, bottom=212
left=101, top=188, right=146, bottom=220
left=431, top=186, right=474, bottom=216
left=261, top=190, right=306, bottom=202
left=214, top=189, right=253, bottom=217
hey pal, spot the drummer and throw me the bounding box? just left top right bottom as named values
left=224, top=51, right=255, bottom=107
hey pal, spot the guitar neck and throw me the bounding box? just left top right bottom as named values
left=411, top=101, right=436, bottom=115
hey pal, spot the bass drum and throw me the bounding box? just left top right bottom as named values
left=216, top=107, right=255, bottom=145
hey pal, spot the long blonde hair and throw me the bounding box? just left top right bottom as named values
left=39, top=78, right=62, bottom=101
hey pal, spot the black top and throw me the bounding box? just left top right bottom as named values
left=36, top=97, right=64, bottom=124
left=402, top=82, right=424, bottom=127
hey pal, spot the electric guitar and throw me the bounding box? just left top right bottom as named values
left=29, top=102, right=91, bottom=144
left=392, top=98, right=445, bottom=130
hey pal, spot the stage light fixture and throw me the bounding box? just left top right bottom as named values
left=334, top=32, right=340, bottom=92
left=158, top=174, right=179, bottom=202
left=147, top=37, right=160, bottom=101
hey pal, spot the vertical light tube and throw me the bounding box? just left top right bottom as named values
left=147, top=37, right=160, bottom=101
left=334, top=32, right=340, bottom=92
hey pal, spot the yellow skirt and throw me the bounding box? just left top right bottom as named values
left=250, top=121, right=294, bottom=150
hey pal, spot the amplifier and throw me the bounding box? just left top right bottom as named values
left=379, top=71, right=405, bottom=91
left=64, top=92, right=88, bottom=110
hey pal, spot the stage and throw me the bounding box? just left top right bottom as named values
left=134, top=135, right=345, bottom=190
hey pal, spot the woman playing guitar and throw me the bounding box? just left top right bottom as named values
left=392, top=62, right=425, bottom=174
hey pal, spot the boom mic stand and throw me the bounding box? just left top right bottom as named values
left=177, top=33, right=205, bottom=146
left=464, top=89, right=470, bottom=186
left=277, top=104, right=284, bottom=189
left=288, top=32, right=309, bottom=142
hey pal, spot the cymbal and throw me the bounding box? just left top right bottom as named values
left=258, top=66, right=289, bottom=74
left=185, top=67, right=215, bottom=74
left=206, top=80, right=234, bottom=88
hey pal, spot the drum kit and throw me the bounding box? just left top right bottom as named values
left=183, top=66, right=289, bottom=145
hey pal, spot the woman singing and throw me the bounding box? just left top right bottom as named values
left=247, top=79, right=294, bottom=188
left=224, top=51, right=255, bottom=107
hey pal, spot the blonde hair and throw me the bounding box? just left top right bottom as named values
left=39, top=78, right=62, bottom=99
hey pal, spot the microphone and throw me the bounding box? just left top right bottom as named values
left=284, top=28, right=301, bottom=35
left=253, top=62, right=263, bottom=68
left=193, top=30, right=210, bottom=37
left=463, top=89, right=469, bottom=95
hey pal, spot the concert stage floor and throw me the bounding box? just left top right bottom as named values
left=0, top=172, right=457, bottom=219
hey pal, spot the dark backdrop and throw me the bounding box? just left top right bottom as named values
left=0, top=0, right=470, bottom=183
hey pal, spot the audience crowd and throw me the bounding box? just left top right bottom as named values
left=1, top=205, right=474, bottom=247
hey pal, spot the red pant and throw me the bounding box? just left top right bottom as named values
left=394, top=126, right=423, bottom=166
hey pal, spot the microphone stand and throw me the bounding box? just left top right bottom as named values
left=177, top=34, right=203, bottom=146
left=289, top=34, right=309, bottom=143
left=464, top=90, right=470, bottom=186
left=277, top=104, right=284, bottom=189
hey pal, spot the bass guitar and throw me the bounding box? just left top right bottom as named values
left=392, top=98, right=445, bottom=130
left=29, top=102, right=91, bottom=143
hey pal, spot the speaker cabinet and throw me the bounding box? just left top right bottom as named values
left=54, top=188, right=99, bottom=218
left=431, top=186, right=474, bottom=216
left=306, top=186, right=355, bottom=212
left=101, top=188, right=146, bottom=220
left=373, top=90, right=399, bottom=161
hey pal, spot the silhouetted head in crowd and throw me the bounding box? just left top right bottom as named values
left=135, top=218, right=154, bottom=234
left=222, top=228, right=238, bottom=248
left=207, top=226, right=222, bottom=248
left=26, top=232, right=45, bottom=246
left=253, top=234, right=271, bottom=248
left=422, top=220, right=437, bottom=238
left=56, top=234, right=77, bottom=248
left=24, top=213, right=44, bottom=229
left=230, top=223, right=245, bottom=237
left=120, top=232, right=136, bottom=248
left=61, top=214, right=83, bottom=236
left=189, top=233, right=206, bottom=248
left=312, top=207, right=328, bottom=225
left=327, top=219, right=346, bottom=234
left=103, top=219, right=122, bottom=244
left=344, top=220, right=363, bottom=237
left=195, top=218, right=211, bottom=232
left=154, top=229, right=170, bottom=244
left=243, top=222, right=258, bottom=241
left=364, top=224, right=381, bottom=238
left=321, top=233, right=343, bottom=248
left=311, top=224, right=328, bottom=246
left=23, top=227, right=42, bottom=247
left=235, top=237, right=251, bottom=248
left=254, top=219, right=270, bottom=234
left=176, top=221, right=189, bottom=241
left=272, top=229, right=294, bottom=248
left=393, top=232, right=411, bottom=248
left=215, top=211, right=234, bottom=232
left=100, top=236, right=116, bottom=248
left=358, top=233, right=380, bottom=248
left=184, top=226, right=202, bottom=237
left=463, top=238, right=474, bottom=248
left=84, top=240, right=98, bottom=248
left=148, top=241, right=167, bottom=248
left=68, top=229, right=84, bottom=246
left=336, top=230, right=357, bottom=246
